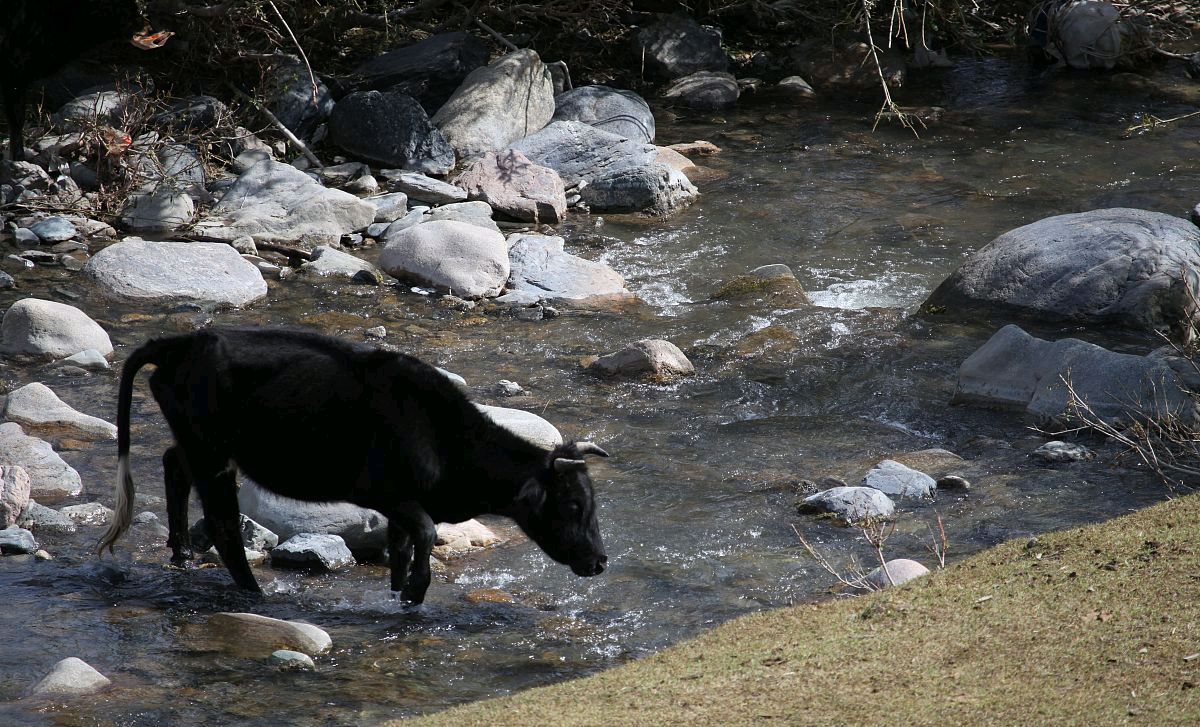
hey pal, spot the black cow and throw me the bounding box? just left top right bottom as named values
left=97, top=327, right=609, bottom=604
left=1, top=0, right=169, bottom=161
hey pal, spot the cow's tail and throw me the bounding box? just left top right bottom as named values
left=97, top=337, right=181, bottom=556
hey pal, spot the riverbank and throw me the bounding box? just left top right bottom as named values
left=406, top=491, right=1200, bottom=726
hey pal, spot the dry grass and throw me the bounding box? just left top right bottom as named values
left=400, top=493, right=1200, bottom=726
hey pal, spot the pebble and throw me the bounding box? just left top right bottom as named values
left=936, top=475, right=971, bottom=491
left=365, top=326, right=387, bottom=339
left=495, top=380, right=526, bottom=397
left=271, top=649, right=316, bottom=670
left=29, top=217, right=77, bottom=243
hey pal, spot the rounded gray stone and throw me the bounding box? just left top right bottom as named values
left=84, top=239, right=268, bottom=307
left=801, top=486, right=896, bottom=524
left=1, top=298, right=113, bottom=359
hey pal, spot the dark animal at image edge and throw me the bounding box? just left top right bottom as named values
left=0, top=0, right=170, bottom=161
left=96, top=327, right=610, bottom=604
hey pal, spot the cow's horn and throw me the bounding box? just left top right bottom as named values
left=554, top=457, right=587, bottom=472
left=575, top=442, right=609, bottom=458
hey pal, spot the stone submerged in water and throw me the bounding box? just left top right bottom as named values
left=205, top=612, right=332, bottom=657
left=924, top=208, right=1200, bottom=342
left=587, top=339, right=694, bottom=379
left=84, top=239, right=268, bottom=307
left=270, top=649, right=316, bottom=671
left=0, top=298, right=112, bottom=359
left=3, top=382, right=117, bottom=441
left=1033, top=440, right=1096, bottom=463
left=800, top=486, right=896, bottom=525
left=28, top=657, right=110, bottom=697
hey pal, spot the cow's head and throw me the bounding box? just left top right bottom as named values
left=512, top=441, right=609, bottom=577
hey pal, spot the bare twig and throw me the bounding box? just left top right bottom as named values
left=475, top=18, right=520, bottom=52
left=225, top=84, right=323, bottom=169
left=268, top=1, right=319, bottom=106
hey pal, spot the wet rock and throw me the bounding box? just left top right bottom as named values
left=476, top=404, right=563, bottom=450
left=206, top=612, right=332, bottom=657
left=379, top=220, right=509, bottom=298
left=862, top=460, right=936, bottom=499
left=633, top=16, right=727, bottom=79
left=57, top=349, right=109, bottom=371
left=456, top=150, right=566, bottom=224
left=924, top=208, right=1200, bottom=342
left=17, top=501, right=77, bottom=534
left=352, top=32, right=490, bottom=112
left=271, top=649, right=316, bottom=671
left=368, top=192, right=409, bottom=223
left=432, top=49, right=555, bottom=160
left=84, top=240, right=268, bottom=307
left=777, top=76, right=816, bottom=97
left=0, top=465, right=31, bottom=528
left=711, top=268, right=810, bottom=307
left=15, top=228, right=40, bottom=247
left=300, top=245, right=384, bottom=283
left=190, top=513, right=280, bottom=553
left=425, top=201, right=501, bottom=233
left=889, top=448, right=965, bottom=479
left=936, top=475, right=971, bottom=491
left=511, top=121, right=696, bottom=215
left=30, top=216, right=77, bottom=242
left=59, top=502, right=113, bottom=526
left=3, top=382, right=117, bottom=441
left=654, top=146, right=697, bottom=176
left=799, top=486, right=896, bottom=525
left=506, top=233, right=634, bottom=306
left=662, top=71, right=740, bottom=110
left=0, top=423, right=82, bottom=500
left=381, top=170, right=467, bottom=205
left=552, top=85, right=655, bottom=143
left=0, top=525, right=36, bottom=554
left=195, top=160, right=376, bottom=246
left=271, top=533, right=356, bottom=572
left=1, top=298, right=112, bottom=359
left=432, top=519, right=503, bottom=560
left=863, top=558, right=930, bottom=589
left=329, top=91, right=454, bottom=175
left=28, top=657, right=110, bottom=697
left=238, top=481, right=388, bottom=553
left=267, top=57, right=335, bottom=139
left=588, top=339, right=694, bottom=379
left=120, top=187, right=195, bottom=233
left=1033, top=440, right=1096, bottom=463
left=953, top=324, right=1195, bottom=424
left=495, top=380, right=525, bottom=397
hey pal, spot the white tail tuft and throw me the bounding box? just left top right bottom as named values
left=97, top=454, right=134, bottom=555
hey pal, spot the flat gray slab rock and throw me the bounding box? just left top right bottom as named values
left=29, top=657, right=110, bottom=697
left=84, top=240, right=267, bottom=307
left=862, top=460, right=936, bottom=499
left=368, top=192, right=409, bottom=223
left=0, top=423, right=81, bottom=500
left=1, top=298, right=112, bottom=359
left=924, top=208, right=1200, bottom=342
left=432, top=49, right=555, bottom=160
left=196, top=160, right=375, bottom=246
left=381, top=170, right=467, bottom=205
left=553, top=85, right=655, bottom=143
left=475, top=404, right=563, bottom=451
left=507, top=234, right=634, bottom=306
left=238, top=480, right=388, bottom=553
left=3, top=383, right=116, bottom=441
left=800, top=486, right=896, bottom=525
left=271, top=533, right=355, bottom=571
left=953, top=324, right=1196, bottom=424
left=206, top=612, right=332, bottom=657
left=379, top=220, right=509, bottom=298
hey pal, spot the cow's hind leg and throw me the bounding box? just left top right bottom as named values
left=163, top=446, right=194, bottom=565
left=193, top=458, right=260, bottom=592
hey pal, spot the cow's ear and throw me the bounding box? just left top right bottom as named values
left=517, top=477, right=547, bottom=510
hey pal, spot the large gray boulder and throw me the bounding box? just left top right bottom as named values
left=510, top=121, right=696, bottom=215
left=379, top=220, right=509, bottom=298
left=507, top=234, right=634, bottom=305
left=632, top=16, right=728, bottom=79
left=455, top=150, right=566, bottom=223
left=84, top=240, right=267, bottom=307
left=475, top=404, right=563, bottom=451
left=238, top=481, right=388, bottom=553
left=552, top=86, right=655, bottom=143
left=432, top=49, right=555, bottom=160
left=924, top=209, right=1200, bottom=342
left=352, top=32, right=490, bottom=112
left=195, top=160, right=376, bottom=246
left=953, top=324, right=1197, bottom=424
left=1, top=298, right=112, bottom=359
left=0, top=423, right=81, bottom=500
left=329, top=91, right=454, bottom=175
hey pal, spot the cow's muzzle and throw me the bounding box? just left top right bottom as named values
left=571, top=555, right=608, bottom=577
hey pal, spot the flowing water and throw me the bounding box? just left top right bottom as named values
left=2, top=57, right=1199, bottom=725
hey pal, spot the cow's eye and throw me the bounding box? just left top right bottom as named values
left=562, top=501, right=581, bottom=517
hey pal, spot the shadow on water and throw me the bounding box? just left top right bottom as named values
left=1, top=55, right=1197, bottom=724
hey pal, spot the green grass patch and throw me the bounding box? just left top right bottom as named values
left=402, top=494, right=1200, bottom=726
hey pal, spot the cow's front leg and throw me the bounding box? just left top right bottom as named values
left=388, top=502, right=436, bottom=604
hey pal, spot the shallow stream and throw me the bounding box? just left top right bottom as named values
left=2, top=56, right=1199, bottom=725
